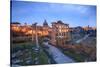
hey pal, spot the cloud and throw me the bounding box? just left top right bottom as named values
left=48, top=3, right=91, bottom=15
left=11, top=1, right=96, bottom=27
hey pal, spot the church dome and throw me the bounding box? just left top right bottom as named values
left=43, top=20, right=48, bottom=26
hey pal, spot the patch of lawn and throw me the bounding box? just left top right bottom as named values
left=64, top=50, right=85, bottom=62
left=11, top=42, right=36, bottom=53
left=11, top=41, right=49, bottom=65
left=39, top=50, right=49, bottom=64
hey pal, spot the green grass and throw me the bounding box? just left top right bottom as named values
left=39, top=50, right=49, bottom=64
left=63, top=50, right=85, bottom=62
left=11, top=42, right=36, bottom=53
left=11, top=42, right=36, bottom=48
left=11, top=41, right=49, bottom=65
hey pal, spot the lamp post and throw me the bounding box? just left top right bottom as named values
left=34, top=23, right=39, bottom=48
left=32, top=23, right=39, bottom=48
left=32, top=23, right=40, bottom=64
left=70, top=29, right=73, bottom=45
left=32, top=24, right=34, bottom=42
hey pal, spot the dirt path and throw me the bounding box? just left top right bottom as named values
left=43, top=42, right=74, bottom=63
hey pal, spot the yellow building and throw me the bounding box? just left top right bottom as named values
left=50, top=20, right=71, bottom=46
left=11, top=20, right=71, bottom=46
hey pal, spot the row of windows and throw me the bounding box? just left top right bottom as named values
left=56, top=24, right=69, bottom=28
left=56, top=32, right=68, bottom=36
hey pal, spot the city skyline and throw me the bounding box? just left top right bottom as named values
left=11, top=1, right=96, bottom=27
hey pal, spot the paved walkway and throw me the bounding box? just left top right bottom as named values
left=76, top=34, right=90, bottom=43
left=43, top=42, right=74, bottom=63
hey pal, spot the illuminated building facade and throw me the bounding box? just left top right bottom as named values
left=50, top=20, right=71, bottom=46
left=11, top=20, right=71, bottom=46
left=11, top=20, right=50, bottom=37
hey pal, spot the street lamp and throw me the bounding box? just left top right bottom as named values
left=32, top=23, right=39, bottom=47
left=32, top=23, right=40, bottom=64
left=35, top=23, right=39, bottom=48
left=32, top=24, right=34, bottom=43
left=70, top=29, right=74, bottom=45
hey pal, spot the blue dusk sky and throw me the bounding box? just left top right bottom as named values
left=11, top=1, right=96, bottom=27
